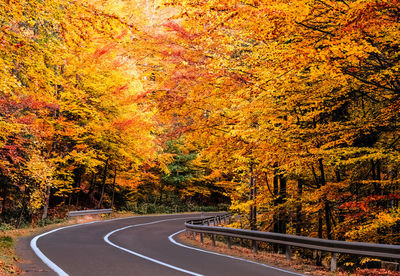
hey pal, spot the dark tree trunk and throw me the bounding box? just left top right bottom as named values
left=97, top=159, right=109, bottom=209
left=335, top=169, right=341, bottom=182
left=249, top=164, right=257, bottom=230
left=17, top=186, right=28, bottom=228
left=71, top=167, right=83, bottom=209
left=296, top=179, right=303, bottom=236
left=253, top=177, right=257, bottom=229
left=319, top=159, right=332, bottom=240
left=272, top=164, right=279, bottom=253
left=88, top=172, right=97, bottom=208
left=371, top=160, right=382, bottom=194
left=159, top=182, right=164, bottom=204
left=273, top=164, right=279, bottom=234
left=1, top=186, right=7, bottom=217
left=324, top=202, right=332, bottom=240
left=278, top=174, right=287, bottom=234
left=316, top=210, right=323, bottom=266
left=336, top=169, right=345, bottom=225
left=42, top=186, right=51, bottom=220
left=111, top=167, right=117, bottom=209
left=0, top=175, right=9, bottom=218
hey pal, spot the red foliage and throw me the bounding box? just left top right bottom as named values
left=112, top=118, right=142, bottom=131
left=16, top=114, right=35, bottom=125
left=14, top=42, right=24, bottom=49
left=113, top=84, right=129, bottom=95
left=93, top=42, right=117, bottom=59
left=0, top=144, right=25, bottom=165
left=163, top=20, right=194, bottom=39
left=355, top=268, right=400, bottom=276
left=116, top=29, right=128, bottom=39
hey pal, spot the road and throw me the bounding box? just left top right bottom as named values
left=17, top=213, right=302, bottom=276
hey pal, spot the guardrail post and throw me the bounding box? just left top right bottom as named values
left=330, top=253, right=337, bottom=271
left=285, top=245, right=292, bottom=260
left=252, top=240, right=257, bottom=254
left=185, top=214, right=400, bottom=269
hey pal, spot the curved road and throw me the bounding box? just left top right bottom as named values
left=18, top=213, right=302, bottom=276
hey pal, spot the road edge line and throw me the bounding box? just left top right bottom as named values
left=104, top=217, right=204, bottom=276
left=29, top=214, right=180, bottom=275
left=29, top=213, right=208, bottom=275
left=30, top=221, right=97, bottom=276
left=168, top=230, right=304, bottom=276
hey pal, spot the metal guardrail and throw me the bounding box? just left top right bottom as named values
left=68, top=209, right=112, bottom=219
left=185, top=213, right=400, bottom=271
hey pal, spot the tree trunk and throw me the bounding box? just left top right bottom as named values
left=272, top=164, right=279, bottom=253
left=71, top=167, right=83, bottom=209
left=296, top=179, right=303, bottom=236
left=97, top=159, right=109, bottom=209
left=253, top=177, right=257, bottom=229
left=17, top=186, right=27, bottom=228
left=324, top=202, right=332, bottom=240
left=42, top=185, right=51, bottom=220
left=278, top=174, right=287, bottom=234
left=316, top=210, right=323, bottom=266
left=249, top=164, right=256, bottom=230
left=159, top=182, right=164, bottom=203
left=371, top=159, right=382, bottom=195
left=335, top=169, right=341, bottom=182
left=273, top=164, right=279, bottom=233
left=88, top=172, right=97, bottom=208
left=313, top=162, right=323, bottom=265
left=1, top=185, right=7, bottom=217
left=319, top=159, right=332, bottom=240
left=335, top=169, right=345, bottom=228
left=111, top=167, right=117, bottom=209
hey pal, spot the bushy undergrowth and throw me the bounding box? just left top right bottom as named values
left=122, top=202, right=228, bottom=215
left=0, top=236, right=13, bottom=249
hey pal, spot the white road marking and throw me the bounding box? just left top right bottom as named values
left=168, top=230, right=304, bottom=276
left=31, top=214, right=302, bottom=276
left=30, top=221, right=97, bottom=276
left=30, top=214, right=201, bottom=276
left=104, top=217, right=204, bottom=276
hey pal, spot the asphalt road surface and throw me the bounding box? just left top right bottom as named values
left=17, top=213, right=303, bottom=276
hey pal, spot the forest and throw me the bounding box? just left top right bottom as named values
left=1, top=0, right=399, bottom=255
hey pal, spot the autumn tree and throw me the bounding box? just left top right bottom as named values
left=0, top=0, right=157, bottom=222
left=152, top=0, right=400, bottom=246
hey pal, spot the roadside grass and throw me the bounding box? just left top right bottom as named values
left=178, top=233, right=399, bottom=276
left=0, top=226, right=41, bottom=275
left=0, top=234, right=20, bottom=275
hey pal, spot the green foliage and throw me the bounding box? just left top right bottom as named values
left=36, top=218, right=66, bottom=228
left=161, top=139, right=199, bottom=193
left=0, top=236, right=13, bottom=249
left=0, top=224, right=15, bottom=232
left=122, top=201, right=223, bottom=215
